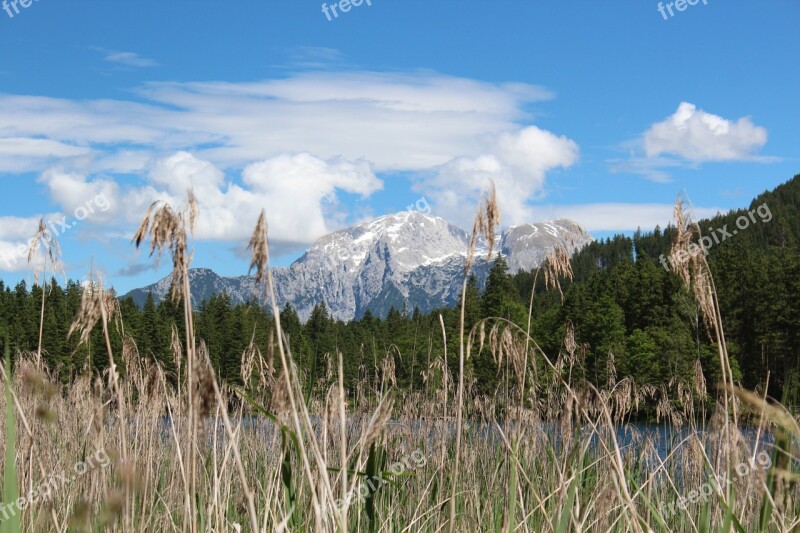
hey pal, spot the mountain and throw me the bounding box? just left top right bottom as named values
left=125, top=211, right=593, bottom=321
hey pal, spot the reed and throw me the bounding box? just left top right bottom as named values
left=0, top=189, right=796, bottom=532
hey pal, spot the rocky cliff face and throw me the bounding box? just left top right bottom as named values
left=125, top=211, right=593, bottom=321
left=501, top=219, right=590, bottom=273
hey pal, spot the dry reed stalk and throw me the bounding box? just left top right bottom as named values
left=240, top=330, right=258, bottom=388
left=21, top=221, right=57, bottom=521
left=671, top=196, right=737, bottom=420
left=450, top=182, right=500, bottom=533
left=286, top=349, right=354, bottom=530
left=68, top=273, right=128, bottom=467
left=338, top=391, right=394, bottom=528
left=337, top=350, right=348, bottom=528
left=479, top=315, right=648, bottom=532
left=199, top=347, right=260, bottom=532
left=69, top=276, right=138, bottom=530
left=670, top=194, right=740, bottom=484
left=156, top=365, right=191, bottom=528
left=437, top=314, right=448, bottom=417
left=27, top=218, right=64, bottom=366
left=170, top=323, right=182, bottom=409
left=0, top=362, right=61, bottom=531
left=131, top=189, right=198, bottom=532
left=248, top=209, right=339, bottom=531
left=543, top=243, right=574, bottom=303
left=584, top=384, right=647, bottom=533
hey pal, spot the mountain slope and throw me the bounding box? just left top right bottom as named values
left=125, top=211, right=593, bottom=321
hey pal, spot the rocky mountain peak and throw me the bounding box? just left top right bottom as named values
left=298, top=211, right=471, bottom=273
left=126, top=212, right=593, bottom=321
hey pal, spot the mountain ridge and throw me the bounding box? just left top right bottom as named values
left=125, top=211, right=593, bottom=321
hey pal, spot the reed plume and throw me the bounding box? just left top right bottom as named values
left=543, top=243, right=574, bottom=302
left=27, top=218, right=64, bottom=365
left=669, top=194, right=737, bottom=426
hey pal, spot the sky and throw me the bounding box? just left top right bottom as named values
left=0, top=0, right=797, bottom=294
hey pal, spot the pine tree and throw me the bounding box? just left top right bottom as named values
left=482, top=255, right=527, bottom=326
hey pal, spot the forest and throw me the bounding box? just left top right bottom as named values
left=1, top=174, right=798, bottom=410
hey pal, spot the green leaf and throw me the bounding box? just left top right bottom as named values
left=718, top=485, right=745, bottom=533
left=555, top=475, right=576, bottom=533
left=364, top=443, right=386, bottom=533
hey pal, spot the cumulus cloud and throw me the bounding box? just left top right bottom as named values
left=614, top=102, right=772, bottom=182
left=644, top=102, right=768, bottom=162
left=0, top=240, right=30, bottom=272
left=0, top=216, right=43, bottom=241
left=114, top=152, right=380, bottom=244
left=420, top=126, right=579, bottom=228
left=148, top=151, right=225, bottom=197
left=37, top=169, right=120, bottom=224
left=29, top=150, right=382, bottom=252
left=241, top=153, right=382, bottom=241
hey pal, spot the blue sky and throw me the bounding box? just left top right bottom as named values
left=0, top=0, right=797, bottom=293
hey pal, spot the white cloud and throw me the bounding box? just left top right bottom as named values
left=0, top=216, right=43, bottom=241
left=644, top=102, right=768, bottom=162
left=241, top=153, right=382, bottom=242
left=93, top=150, right=151, bottom=174
left=0, top=71, right=552, bottom=174
left=37, top=169, right=120, bottom=224
left=118, top=152, right=381, bottom=244
left=615, top=102, right=772, bottom=182
left=0, top=71, right=572, bottom=258
left=0, top=216, right=53, bottom=272
left=0, top=95, right=171, bottom=149
left=420, top=126, right=579, bottom=228
left=148, top=151, right=225, bottom=196
left=93, top=47, right=158, bottom=68
left=536, top=203, right=723, bottom=232
left=0, top=138, right=91, bottom=173
left=0, top=240, right=30, bottom=272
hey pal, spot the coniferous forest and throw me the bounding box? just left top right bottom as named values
left=2, top=175, right=798, bottom=412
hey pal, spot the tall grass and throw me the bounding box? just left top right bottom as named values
left=0, top=190, right=797, bottom=532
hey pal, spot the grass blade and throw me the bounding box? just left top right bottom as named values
left=2, top=337, right=20, bottom=533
